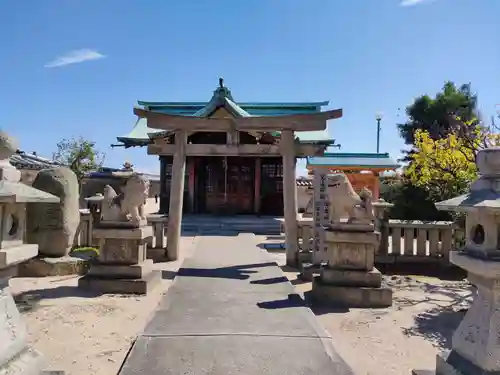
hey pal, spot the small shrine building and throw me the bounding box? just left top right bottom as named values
left=117, top=79, right=342, bottom=217
left=116, top=79, right=342, bottom=263
left=306, top=153, right=399, bottom=199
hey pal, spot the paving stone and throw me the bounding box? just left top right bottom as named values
left=119, top=336, right=353, bottom=375
left=119, top=234, right=354, bottom=375
left=145, top=289, right=327, bottom=337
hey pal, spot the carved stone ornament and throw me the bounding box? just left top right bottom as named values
left=326, top=173, right=375, bottom=224
left=100, top=173, right=150, bottom=227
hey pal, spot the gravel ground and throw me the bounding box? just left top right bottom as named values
left=9, top=236, right=198, bottom=375
left=10, top=234, right=472, bottom=375
left=268, top=250, right=472, bottom=375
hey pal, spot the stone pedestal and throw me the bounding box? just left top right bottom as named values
left=414, top=251, right=500, bottom=375
left=18, top=255, right=89, bottom=277
left=78, top=226, right=160, bottom=295
left=0, top=130, right=64, bottom=374
left=0, top=245, right=45, bottom=374
left=311, top=225, right=392, bottom=308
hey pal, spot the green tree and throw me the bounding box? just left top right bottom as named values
left=398, top=81, right=479, bottom=147
left=380, top=179, right=452, bottom=221
left=387, top=82, right=480, bottom=221
left=405, top=120, right=500, bottom=200
left=53, top=137, right=105, bottom=183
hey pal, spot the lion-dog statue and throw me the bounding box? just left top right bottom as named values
left=100, top=173, right=150, bottom=227
left=326, top=173, right=375, bottom=224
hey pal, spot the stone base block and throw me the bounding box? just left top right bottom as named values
left=78, top=268, right=161, bottom=295
left=413, top=350, right=493, bottom=375
left=94, top=226, right=152, bottom=265
left=0, top=243, right=39, bottom=269
left=321, top=267, right=383, bottom=288
left=18, top=256, right=89, bottom=277
left=323, top=231, right=378, bottom=271
left=311, top=276, right=392, bottom=308
left=0, top=347, right=45, bottom=375
left=87, top=259, right=153, bottom=279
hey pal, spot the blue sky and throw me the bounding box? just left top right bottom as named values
left=1, top=0, right=499, bottom=176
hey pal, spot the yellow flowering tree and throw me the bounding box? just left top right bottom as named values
left=406, top=120, right=500, bottom=201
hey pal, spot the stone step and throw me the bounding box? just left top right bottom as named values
left=180, top=221, right=282, bottom=235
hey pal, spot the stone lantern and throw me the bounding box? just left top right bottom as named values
left=0, top=132, right=60, bottom=373
left=414, top=147, right=500, bottom=375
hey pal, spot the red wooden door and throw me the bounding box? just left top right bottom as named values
left=202, top=157, right=255, bottom=214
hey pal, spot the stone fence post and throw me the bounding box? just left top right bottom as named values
left=372, top=199, right=393, bottom=256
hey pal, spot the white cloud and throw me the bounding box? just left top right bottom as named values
left=44, top=48, right=106, bottom=68
left=400, top=0, right=428, bottom=6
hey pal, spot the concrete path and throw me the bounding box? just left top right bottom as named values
left=118, top=234, right=354, bottom=375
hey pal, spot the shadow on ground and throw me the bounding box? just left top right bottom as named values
left=257, top=242, right=286, bottom=251
left=177, top=262, right=276, bottom=280
left=403, top=308, right=466, bottom=349
left=256, top=290, right=350, bottom=314
left=257, top=293, right=305, bottom=309
left=377, top=262, right=467, bottom=281
left=250, top=276, right=289, bottom=285
left=399, top=282, right=473, bottom=349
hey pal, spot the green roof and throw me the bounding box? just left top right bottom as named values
left=307, top=153, right=399, bottom=169
left=192, top=82, right=252, bottom=118
left=117, top=79, right=335, bottom=147
left=116, top=118, right=162, bottom=146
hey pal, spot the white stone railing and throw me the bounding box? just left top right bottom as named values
left=290, top=218, right=462, bottom=264
left=146, top=214, right=168, bottom=250
left=74, top=210, right=168, bottom=251
left=381, top=220, right=461, bottom=262
left=73, top=209, right=94, bottom=247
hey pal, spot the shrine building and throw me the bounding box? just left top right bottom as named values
left=306, top=153, right=399, bottom=200
left=116, top=79, right=342, bottom=264
left=117, top=79, right=341, bottom=217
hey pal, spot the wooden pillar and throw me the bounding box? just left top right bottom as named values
left=281, top=130, right=299, bottom=266
left=254, top=157, right=261, bottom=214
left=166, top=130, right=187, bottom=260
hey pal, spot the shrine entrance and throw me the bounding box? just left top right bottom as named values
left=131, top=79, right=343, bottom=264
left=260, top=157, right=284, bottom=216
left=195, top=156, right=255, bottom=215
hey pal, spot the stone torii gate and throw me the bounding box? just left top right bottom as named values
left=135, top=101, right=342, bottom=266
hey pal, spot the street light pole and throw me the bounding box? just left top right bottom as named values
left=375, top=113, right=383, bottom=153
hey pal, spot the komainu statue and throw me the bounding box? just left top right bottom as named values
left=326, top=173, right=375, bottom=224
left=100, top=173, right=150, bottom=227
